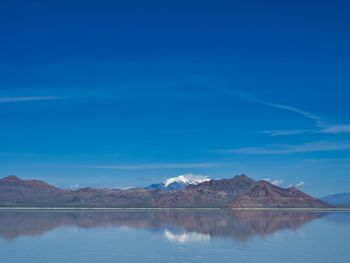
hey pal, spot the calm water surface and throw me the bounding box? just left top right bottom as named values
left=0, top=210, right=349, bottom=263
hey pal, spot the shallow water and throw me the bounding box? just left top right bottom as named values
left=0, top=210, right=349, bottom=263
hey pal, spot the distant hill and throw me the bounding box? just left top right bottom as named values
left=321, top=193, right=350, bottom=207
left=0, top=175, right=331, bottom=208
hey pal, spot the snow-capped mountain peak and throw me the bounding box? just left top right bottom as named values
left=146, top=174, right=211, bottom=191
left=163, top=174, right=210, bottom=187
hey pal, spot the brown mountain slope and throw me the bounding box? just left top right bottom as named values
left=0, top=176, right=72, bottom=206
left=231, top=180, right=329, bottom=208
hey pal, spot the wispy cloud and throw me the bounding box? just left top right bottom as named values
left=264, top=125, right=350, bottom=136
left=215, top=88, right=322, bottom=125
left=295, top=181, right=305, bottom=188
left=215, top=88, right=350, bottom=135
left=304, top=158, right=350, bottom=163
left=0, top=96, right=62, bottom=103
left=218, top=141, right=350, bottom=155
left=263, top=178, right=284, bottom=186
left=260, top=129, right=314, bottom=136
left=263, top=178, right=305, bottom=188
left=89, top=162, right=224, bottom=170
left=319, top=124, right=350, bottom=134
left=260, top=102, right=323, bottom=127
left=288, top=181, right=305, bottom=188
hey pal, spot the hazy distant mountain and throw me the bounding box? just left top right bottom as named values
left=0, top=175, right=331, bottom=208
left=321, top=193, right=350, bottom=207
left=146, top=174, right=210, bottom=191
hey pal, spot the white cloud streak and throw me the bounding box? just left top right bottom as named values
left=264, top=125, right=350, bottom=136
left=319, top=124, right=350, bottom=134
left=260, top=102, right=323, bottom=127
left=215, top=88, right=350, bottom=135
left=0, top=96, right=62, bottom=103
left=260, top=129, right=314, bottom=136
left=219, top=141, right=350, bottom=155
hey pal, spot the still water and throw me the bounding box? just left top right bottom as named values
left=0, top=210, right=349, bottom=263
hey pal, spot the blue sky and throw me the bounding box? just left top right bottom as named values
left=1, top=0, right=350, bottom=196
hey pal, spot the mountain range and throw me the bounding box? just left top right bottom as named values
left=0, top=174, right=331, bottom=208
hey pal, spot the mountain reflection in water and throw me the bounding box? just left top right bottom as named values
left=0, top=210, right=326, bottom=242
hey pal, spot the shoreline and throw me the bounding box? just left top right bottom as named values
left=0, top=207, right=349, bottom=212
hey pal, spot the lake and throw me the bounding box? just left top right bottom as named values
left=0, top=209, right=349, bottom=263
